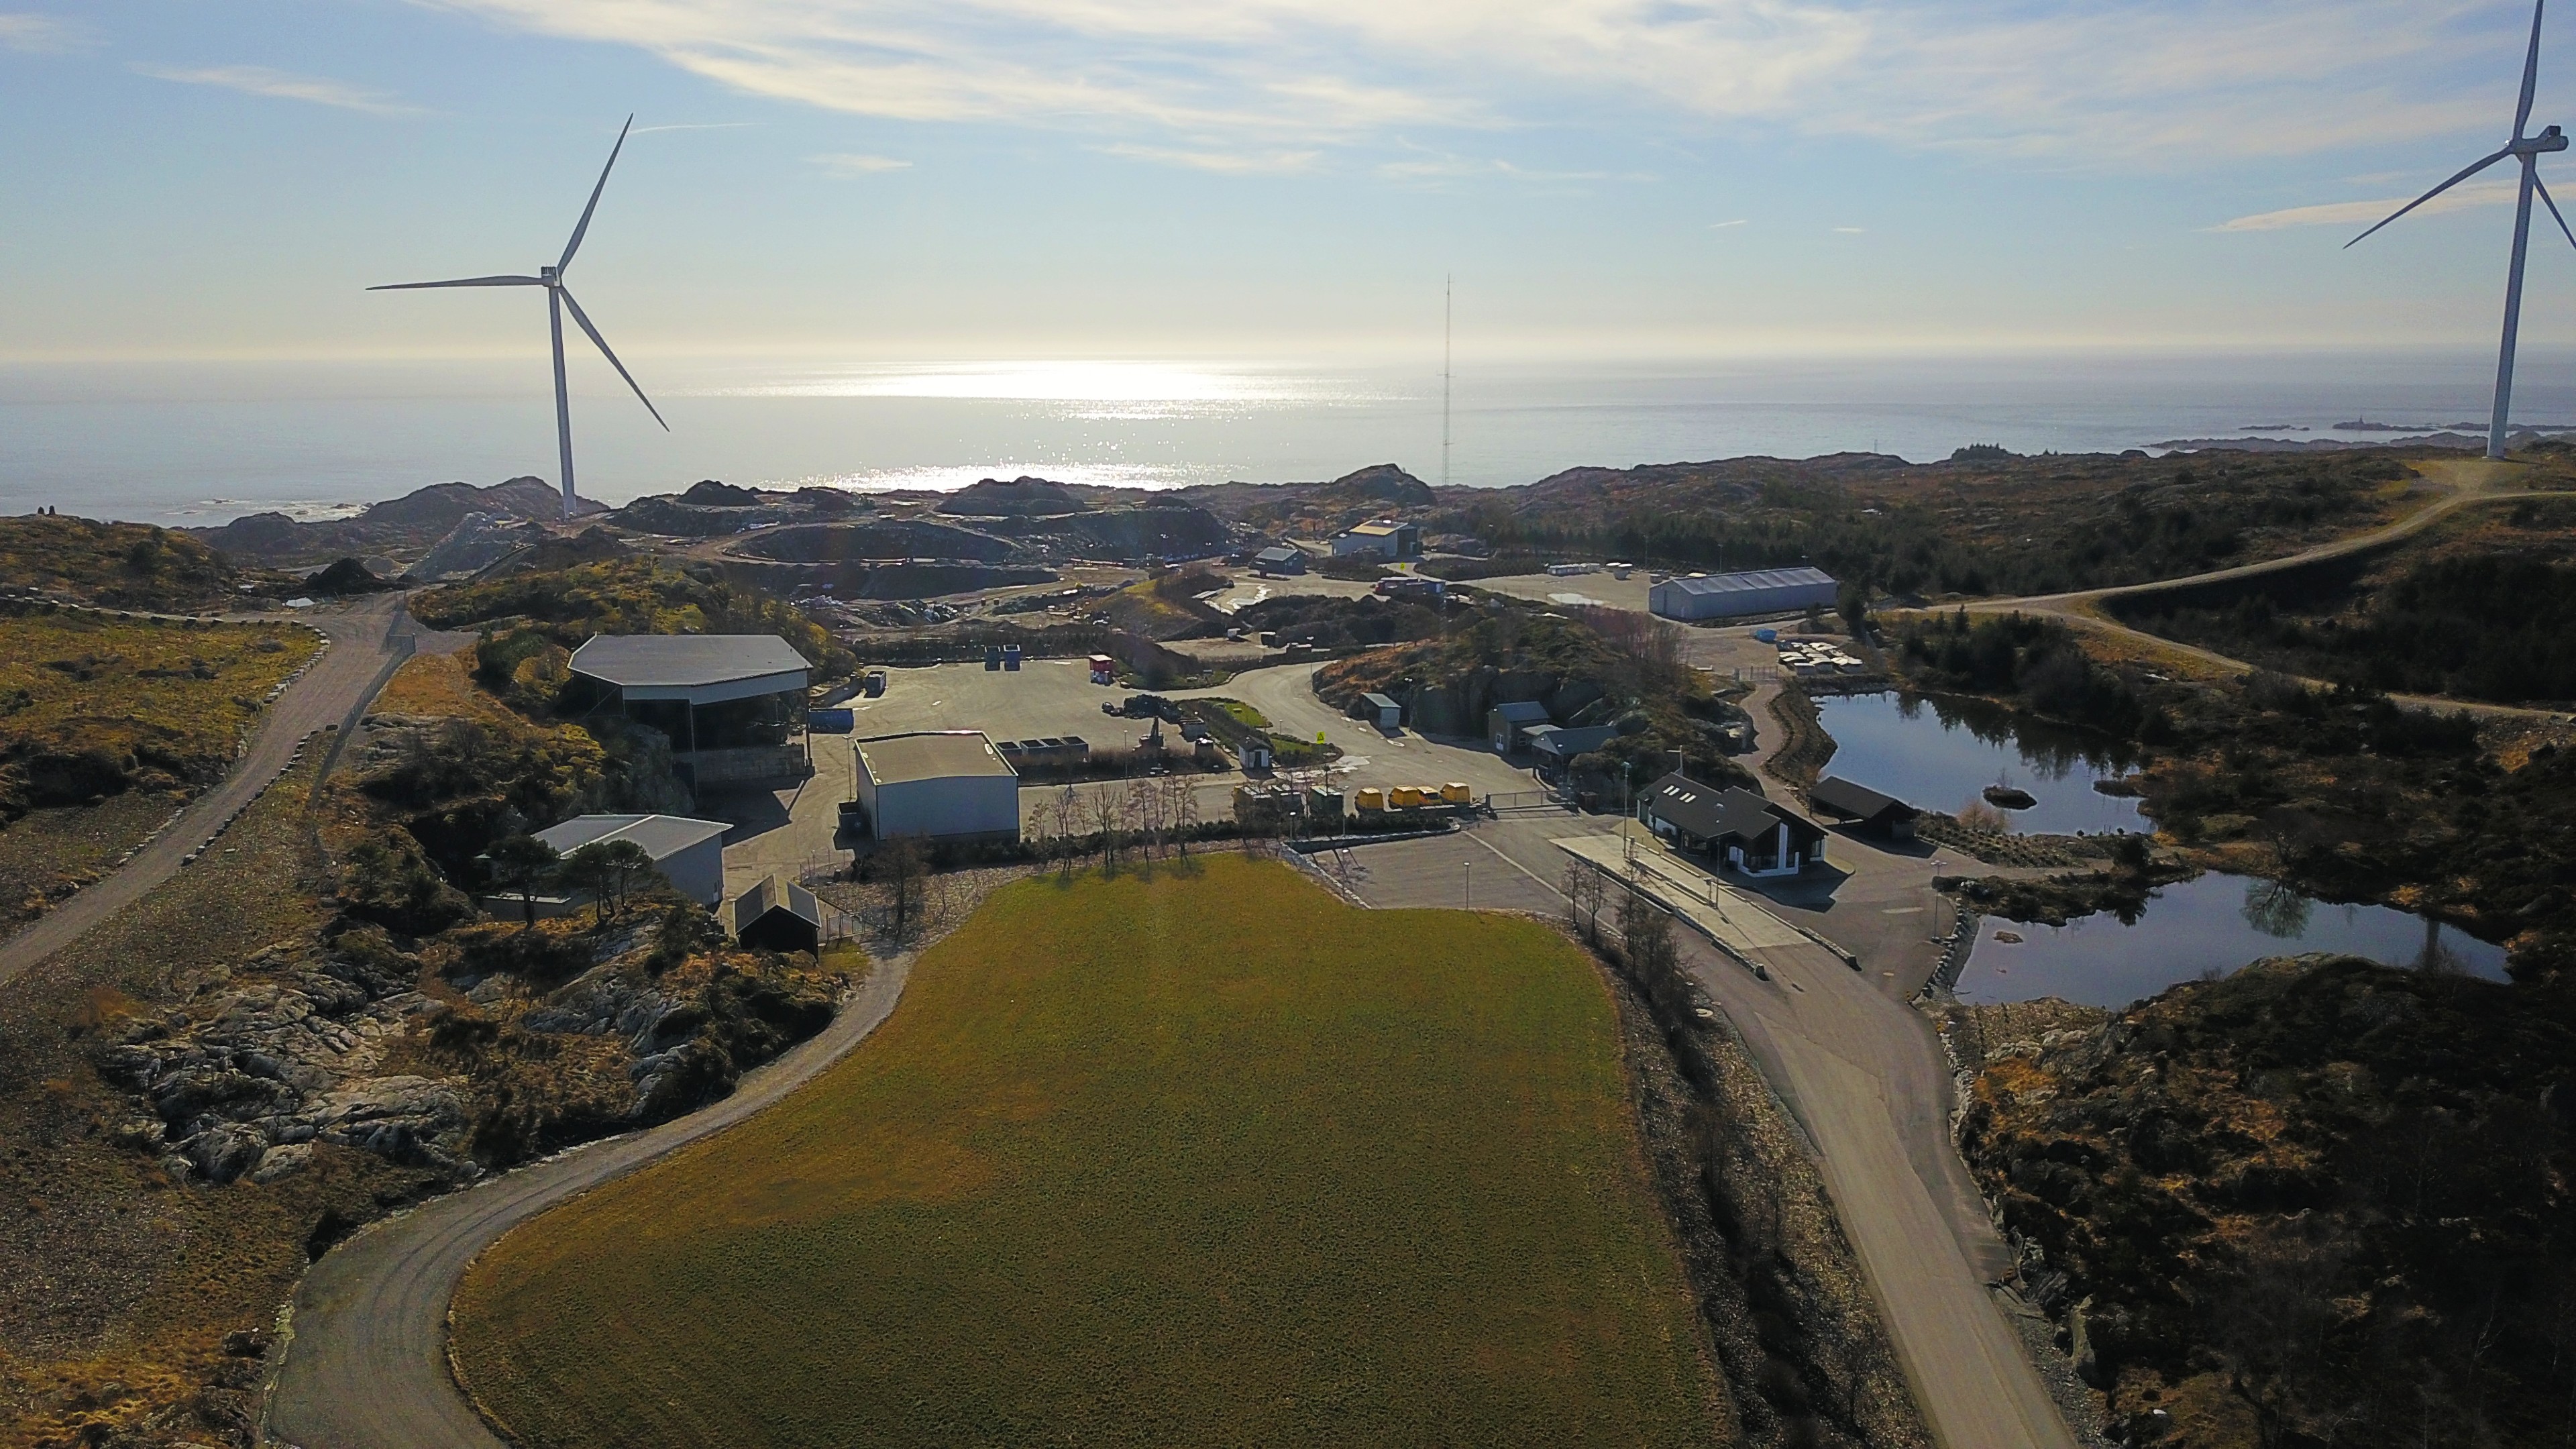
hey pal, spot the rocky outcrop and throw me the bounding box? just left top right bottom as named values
left=93, top=941, right=464, bottom=1185
left=936, top=476, right=1091, bottom=517
left=409, top=512, right=544, bottom=582
left=188, top=478, right=594, bottom=565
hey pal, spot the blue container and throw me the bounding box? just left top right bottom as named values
left=807, top=708, right=856, bottom=733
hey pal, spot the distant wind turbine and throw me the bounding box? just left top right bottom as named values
left=370, top=116, right=665, bottom=519
left=2348, top=0, right=2572, bottom=460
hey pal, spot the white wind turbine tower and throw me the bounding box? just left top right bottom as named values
left=2349, top=0, right=2573, bottom=460
left=371, top=116, right=665, bottom=518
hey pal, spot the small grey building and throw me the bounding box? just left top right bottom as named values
left=533, top=814, right=731, bottom=906
left=1360, top=692, right=1403, bottom=730
left=1487, top=700, right=1551, bottom=751
left=1532, top=723, right=1623, bottom=773
left=1252, top=545, right=1307, bottom=576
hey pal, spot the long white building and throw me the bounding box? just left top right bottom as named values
left=1648, top=566, right=1838, bottom=622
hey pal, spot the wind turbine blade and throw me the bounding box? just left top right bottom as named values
left=2538, top=172, right=2576, bottom=250
left=559, top=115, right=634, bottom=273
left=2520, top=0, right=2548, bottom=138
left=2345, top=148, right=2513, bottom=248
left=367, top=274, right=546, bottom=290
left=557, top=286, right=668, bottom=431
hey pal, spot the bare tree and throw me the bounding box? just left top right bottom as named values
left=1053, top=786, right=1081, bottom=879
left=1090, top=786, right=1120, bottom=871
left=1166, top=773, right=1201, bottom=857
left=1127, top=777, right=1161, bottom=873
left=878, top=836, right=927, bottom=941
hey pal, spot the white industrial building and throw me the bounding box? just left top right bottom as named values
left=1648, top=567, right=1839, bottom=623
left=532, top=814, right=731, bottom=906
left=851, top=731, right=1022, bottom=843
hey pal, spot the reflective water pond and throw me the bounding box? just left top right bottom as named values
left=1812, top=691, right=2146, bottom=835
left=1953, top=871, right=2511, bottom=1007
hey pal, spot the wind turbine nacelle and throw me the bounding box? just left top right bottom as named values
left=2527, top=125, right=2571, bottom=153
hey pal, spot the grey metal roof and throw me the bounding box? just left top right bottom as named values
left=568, top=634, right=812, bottom=689
left=1361, top=692, right=1401, bottom=710
left=1491, top=700, right=1551, bottom=724
left=1534, top=723, right=1622, bottom=757
left=1657, top=566, right=1837, bottom=597
left=1811, top=775, right=1915, bottom=820
left=733, top=873, right=821, bottom=927
left=855, top=731, right=1016, bottom=784
left=534, top=813, right=731, bottom=860
left=1254, top=545, right=1303, bottom=563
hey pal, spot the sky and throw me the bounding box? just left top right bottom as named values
left=9, top=1, right=2576, bottom=366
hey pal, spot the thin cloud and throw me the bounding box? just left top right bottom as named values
left=429, top=0, right=2521, bottom=167
left=1708, top=218, right=1747, bottom=229
left=2213, top=177, right=2520, bottom=232
left=131, top=63, right=422, bottom=115
left=1833, top=225, right=1865, bottom=233
left=810, top=152, right=912, bottom=174
left=0, top=12, right=78, bottom=52
left=1103, top=143, right=1318, bottom=173
left=1377, top=154, right=1654, bottom=183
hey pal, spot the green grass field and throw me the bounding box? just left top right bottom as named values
left=451, top=857, right=1725, bottom=1448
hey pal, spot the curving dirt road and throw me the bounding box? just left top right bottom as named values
left=0, top=593, right=430, bottom=995
left=1947, top=458, right=2563, bottom=720
left=262, top=955, right=913, bottom=1449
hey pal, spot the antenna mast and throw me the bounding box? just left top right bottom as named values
left=1442, top=274, right=1452, bottom=488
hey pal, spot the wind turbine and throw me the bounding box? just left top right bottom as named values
left=2349, top=0, right=2573, bottom=461
left=371, top=116, right=665, bottom=519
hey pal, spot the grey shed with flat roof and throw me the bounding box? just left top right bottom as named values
left=852, top=731, right=1021, bottom=842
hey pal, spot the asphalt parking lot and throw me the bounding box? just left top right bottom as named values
left=843, top=659, right=1142, bottom=748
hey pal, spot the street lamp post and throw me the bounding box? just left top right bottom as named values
left=1464, top=859, right=1474, bottom=909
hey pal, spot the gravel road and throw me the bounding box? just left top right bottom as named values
left=261, top=956, right=913, bottom=1449
left=0, top=593, right=427, bottom=994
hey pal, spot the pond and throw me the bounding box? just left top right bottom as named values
left=1812, top=691, right=2146, bottom=835
left=1953, top=871, right=2511, bottom=1007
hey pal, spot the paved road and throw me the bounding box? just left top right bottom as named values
left=0, top=593, right=427, bottom=994
left=1348, top=808, right=2076, bottom=1449
left=263, top=954, right=915, bottom=1449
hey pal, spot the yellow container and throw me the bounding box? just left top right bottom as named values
left=1355, top=788, right=1387, bottom=812
left=1440, top=782, right=1472, bottom=804
left=1389, top=786, right=1426, bottom=808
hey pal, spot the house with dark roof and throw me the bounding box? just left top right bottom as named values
left=1638, top=773, right=1826, bottom=877
left=1808, top=775, right=1920, bottom=839
left=728, top=873, right=825, bottom=954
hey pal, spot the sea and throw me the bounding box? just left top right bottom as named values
left=6, top=349, right=2575, bottom=527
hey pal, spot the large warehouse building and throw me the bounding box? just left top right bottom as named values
left=1648, top=566, right=1838, bottom=623
left=568, top=634, right=814, bottom=788
left=851, top=731, right=1021, bottom=843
